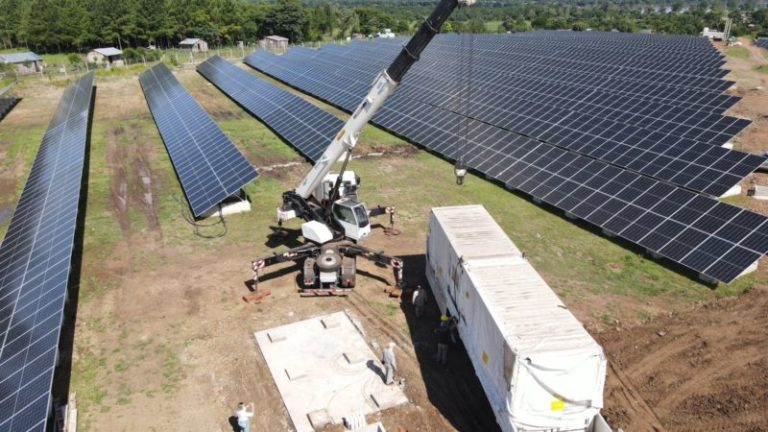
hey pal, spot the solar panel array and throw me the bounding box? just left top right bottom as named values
left=0, top=98, right=20, bottom=123
left=756, top=37, right=768, bottom=50
left=197, top=56, right=342, bottom=163
left=0, top=72, right=94, bottom=432
left=244, top=31, right=768, bottom=283
left=248, top=36, right=761, bottom=198
left=138, top=63, right=259, bottom=218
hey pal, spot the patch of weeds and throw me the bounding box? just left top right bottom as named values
left=71, top=347, right=108, bottom=412
left=727, top=46, right=749, bottom=58
left=386, top=303, right=398, bottom=317
left=756, top=64, right=768, bottom=74
left=116, top=383, right=133, bottom=405
left=114, top=358, right=129, bottom=373
left=598, top=310, right=617, bottom=327
left=638, top=309, right=655, bottom=324
left=159, top=345, right=184, bottom=393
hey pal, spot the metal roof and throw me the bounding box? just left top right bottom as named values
left=266, top=35, right=289, bottom=41
left=430, top=205, right=522, bottom=260
left=179, top=38, right=202, bottom=45
left=0, top=52, right=42, bottom=64
left=92, top=47, right=122, bottom=56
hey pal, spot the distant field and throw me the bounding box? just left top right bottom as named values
left=728, top=46, right=751, bottom=58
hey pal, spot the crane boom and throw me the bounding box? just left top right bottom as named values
left=294, top=0, right=476, bottom=199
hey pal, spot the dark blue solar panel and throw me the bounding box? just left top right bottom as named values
left=138, top=63, right=259, bottom=218
left=196, top=56, right=342, bottom=163
left=245, top=42, right=762, bottom=198
left=0, top=99, right=20, bottom=123
left=246, top=48, right=768, bottom=284
left=0, top=72, right=94, bottom=432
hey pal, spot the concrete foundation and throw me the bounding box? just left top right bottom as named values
left=720, top=184, right=742, bottom=199
left=254, top=311, right=408, bottom=432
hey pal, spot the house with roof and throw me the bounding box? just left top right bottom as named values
left=179, top=38, right=208, bottom=53
left=260, top=35, right=289, bottom=52
left=0, top=52, right=43, bottom=75
left=87, top=47, right=123, bottom=67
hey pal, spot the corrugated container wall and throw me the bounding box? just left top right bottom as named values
left=425, top=205, right=609, bottom=432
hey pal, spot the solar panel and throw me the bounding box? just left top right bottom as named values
left=246, top=41, right=761, bottom=197
left=305, top=45, right=749, bottom=146
left=756, top=37, right=768, bottom=50
left=196, top=56, right=342, bottom=163
left=0, top=98, right=20, bottom=123
left=138, top=63, right=259, bottom=218
left=0, top=72, right=94, bottom=432
left=245, top=49, right=768, bottom=283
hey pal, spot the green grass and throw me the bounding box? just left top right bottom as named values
left=484, top=20, right=503, bottom=33
left=727, top=46, right=750, bottom=58
left=756, top=64, right=768, bottom=74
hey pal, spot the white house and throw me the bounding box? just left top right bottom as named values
left=179, top=38, right=209, bottom=53
left=0, top=52, right=43, bottom=75
left=87, top=48, right=123, bottom=67
left=701, top=27, right=725, bottom=40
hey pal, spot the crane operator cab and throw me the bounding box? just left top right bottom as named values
left=332, top=198, right=371, bottom=241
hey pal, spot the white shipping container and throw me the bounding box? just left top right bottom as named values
left=425, top=205, right=609, bottom=432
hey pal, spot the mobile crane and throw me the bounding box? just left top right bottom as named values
left=250, top=0, right=476, bottom=296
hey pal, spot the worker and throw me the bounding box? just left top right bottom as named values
left=412, top=285, right=427, bottom=318
left=434, top=314, right=457, bottom=366
left=235, top=401, right=255, bottom=432
left=382, top=341, right=397, bottom=385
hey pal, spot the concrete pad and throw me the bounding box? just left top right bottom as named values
left=307, top=409, right=332, bottom=429
left=255, top=311, right=408, bottom=432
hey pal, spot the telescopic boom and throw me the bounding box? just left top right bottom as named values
left=293, top=0, right=477, bottom=199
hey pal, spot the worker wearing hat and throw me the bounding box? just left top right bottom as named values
left=434, top=313, right=457, bottom=366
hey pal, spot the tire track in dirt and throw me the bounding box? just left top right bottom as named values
left=599, top=287, right=768, bottom=431
left=107, top=127, right=130, bottom=237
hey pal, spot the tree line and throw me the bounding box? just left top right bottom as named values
left=1, top=0, right=768, bottom=53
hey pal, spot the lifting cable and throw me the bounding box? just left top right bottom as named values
left=454, top=31, right=474, bottom=185
left=174, top=194, right=228, bottom=239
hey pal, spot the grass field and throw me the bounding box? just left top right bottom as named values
left=728, top=46, right=751, bottom=58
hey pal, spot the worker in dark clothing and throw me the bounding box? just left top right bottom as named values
left=434, top=314, right=457, bottom=366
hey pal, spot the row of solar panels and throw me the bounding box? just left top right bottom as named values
left=0, top=62, right=263, bottom=432
left=248, top=44, right=760, bottom=198
left=138, top=63, right=259, bottom=218
left=0, top=98, right=20, bottom=123
left=0, top=73, right=94, bottom=432
left=237, top=45, right=768, bottom=284
left=756, top=37, right=768, bottom=50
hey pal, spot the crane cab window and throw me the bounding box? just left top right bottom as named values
left=334, top=201, right=369, bottom=228
left=353, top=205, right=369, bottom=228
left=333, top=204, right=356, bottom=225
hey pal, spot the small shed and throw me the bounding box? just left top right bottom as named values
left=87, top=48, right=123, bottom=67
left=701, top=27, right=725, bottom=40
left=262, top=35, right=289, bottom=51
left=0, top=52, right=43, bottom=75
left=179, top=38, right=208, bottom=53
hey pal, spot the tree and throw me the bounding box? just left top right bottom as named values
left=263, top=0, right=308, bottom=43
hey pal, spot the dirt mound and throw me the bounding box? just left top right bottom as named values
left=598, top=287, right=768, bottom=431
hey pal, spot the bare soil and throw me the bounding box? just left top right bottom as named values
left=598, top=285, right=768, bottom=431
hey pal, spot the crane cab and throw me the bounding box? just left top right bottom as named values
left=316, top=171, right=361, bottom=202
left=332, top=198, right=371, bottom=241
